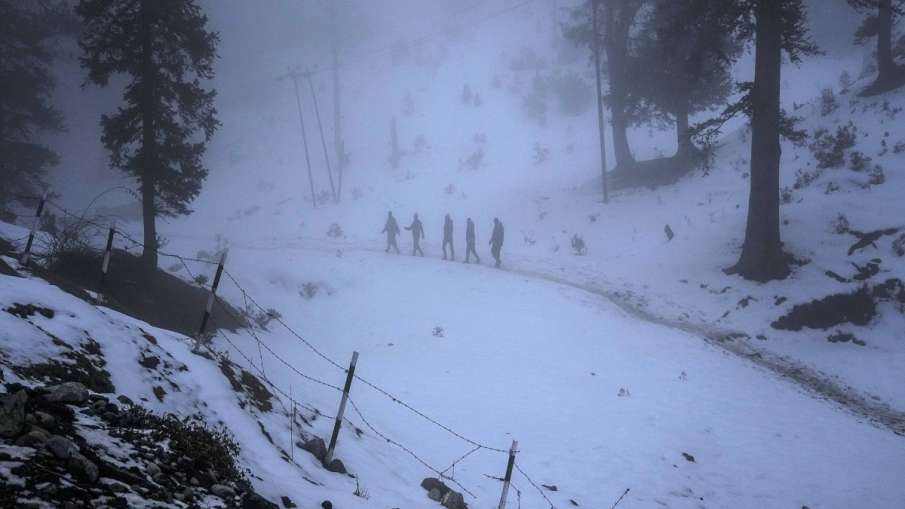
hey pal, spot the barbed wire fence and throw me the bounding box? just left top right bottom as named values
left=1, top=193, right=577, bottom=508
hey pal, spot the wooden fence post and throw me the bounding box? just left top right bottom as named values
left=497, top=440, right=518, bottom=509
left=325, top=350, right=358, bottom=464
left=100, top=224, right=115, bottom=286
left=197, top=251, right=227, bottom=349
left=20, top=192, right=48, bottom=265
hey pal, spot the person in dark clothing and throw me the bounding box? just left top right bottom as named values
left=489, top=217, right=504, bottom=267
left=405, top=213, right=425, bottom=256
left=465, top=217, right=480, bottom=264
left=381, top=211, right=400, bottom=254
left=442, top=214, right=455, bottom=261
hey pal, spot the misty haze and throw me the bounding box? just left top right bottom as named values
left=2, top=0, right=905, bottom=507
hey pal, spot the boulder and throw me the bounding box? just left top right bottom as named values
left=68, top=452, right=99, bottom=483
left=324, top=458, right=346, bottom=474
left=117, top=394, right=134, bottom=406
left=242, top=492, right=279, bottom=509
left=211, top=483, right=237, bottom=499
left=15, top=430, right=49, bottom=448
left=280, top=495, right=298, bottom=508
left=0, top=390, right=27, bottom=438
left=301, top=437, right=327, bottom=462
left=421, top=478, right=451, bottom=497
left=441, top=490, right=467, bottom=509
left=33, top=411, right=55, bottom=428
left=45, top=382, right=89, bottom=405
left=46, top=435, right=79, bottom=460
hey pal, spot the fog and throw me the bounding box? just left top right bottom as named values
left=3, top=1, right=904, bottom=508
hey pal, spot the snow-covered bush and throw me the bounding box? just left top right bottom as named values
left=460, top=147, right=485, bottom=171
left=892, top=233, right=905, bottom=257
left=809, top=123, right=857, bottom=168
left=848, top=150, right=871, bottom=172
left=831, top=214, right=850, bottom=235
left=571, top=234, right=587, bottom=256
left=533, top=142, right=549, bottom=164
left=838, top=70, right=853, bottom=94
left=820, top=88, right=838, bottom=116
left=868, top=165, right=886, bottom=186
left=326, top=223, right=344, bottom=238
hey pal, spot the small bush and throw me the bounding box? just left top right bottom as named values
left=838, top=71, right=852, bottom=93
left=570, top=234, right=587, bottom=256
left=533, top=142, right=549, bottom=164
left=444, top=183, right=456, bottom=195
left=868, top=165, right=886, bottom=186
left=460, top=147, right=485, bottom=171
left=326, top=223, right=344, bottom=238
left=301, top=282, right=320, bottom=299
left=831, top=214, right=850, bottom=234
left=820, top=88, right=838, bottom=116
left=824, top=181, right=840, bottom=194
left=892, top=233, right=905, bottom=257
left=793, top=169, right=819, bottom=190
left=809, top=123, right=857, bottom=169
left=893, top=140, right=905, bottom=154
left=848, top=150, right=871, bottom=172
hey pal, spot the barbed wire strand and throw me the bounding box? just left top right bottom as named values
left=346, top=396, right=477, bottom=499
left=222, top=268, right=509, bottom=454
left=515, top=462, right=557, bottom=509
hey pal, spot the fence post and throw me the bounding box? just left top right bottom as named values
left=197, top=251, right=227, bottom=350
left=20, top=192, right=48, bottom=266
left=100, top=224, right=116, bottom=286
left=497, top=440, right=518, bottom=509
left=325, top=350, right=358, bottom=464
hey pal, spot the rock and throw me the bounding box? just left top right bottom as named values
left=321, top=502, right=333, bottom=509
left=242, top=492, right=279, bottom=509
left=117, top=394, right=134, bottom=406
left=302, top=437, right=327, bottom=461
left=324, top=458, right=346, bottom=474
left=46, top=435, right=78, bottom=460
left=68, top=452, right=99, bottom=483
left=421, top=478, right=451, bottom=497
left=146, top=463, right=161, bottom=476
left=682, top=452, right=696, bottom=463
left=15, top=430, right=49, bottom=448
left=280, top=495, right=297, bottom=508
left=441, top=490, right=467, bottom=509
left=428, top=488, right=443, bottom=501
left=34, top=411, right=55, bottom=428
left=0, top=390, right=27, bottom=438
left=211, top=483, right=237, bottom=499
left=45, top=382, right=89, bottom=405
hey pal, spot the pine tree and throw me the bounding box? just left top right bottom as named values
left=726, top=0, right=818, bottom=282
left=77, top=0, right=219, bottom=270
left=0, top=1, right=73, bottom=207
left=849, top=0, right=905, bottom=94
left=632, top=0, right=742, bottom=157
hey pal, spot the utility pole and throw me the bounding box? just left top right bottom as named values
left=281, top=69, right=318, bottom=208
left=329, top=0, right=345, bottom=200
left=591, top=0, right=609, bottom=204
left=304, top=71, right=338, bottom=202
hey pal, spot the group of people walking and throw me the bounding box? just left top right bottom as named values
left=382, top=211, right=505, bottom=267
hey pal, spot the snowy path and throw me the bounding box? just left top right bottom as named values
left=204, top=239, right=905, bottom=509
left=226, top=236, right=905, bottom=438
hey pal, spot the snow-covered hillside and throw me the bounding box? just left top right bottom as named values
left=4, top=1, right=905, bottom=507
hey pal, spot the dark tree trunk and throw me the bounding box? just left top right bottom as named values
left=876, top=0, right=897, bottom=84
left=603, top=0, right=638, bottom=170
left=727, top=0, right=789, bottom=282
left=140, top=0, right=158, bottom=270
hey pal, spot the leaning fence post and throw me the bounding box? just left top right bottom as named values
left=20, top=192, right=48, bottom=266
left=197, top=251, right=227, bottom=350
left=325, top=350, right=358, bottom=464
left=100, top=223, right=116, bottom=286
left=497, top=440, right=519, bottom=509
